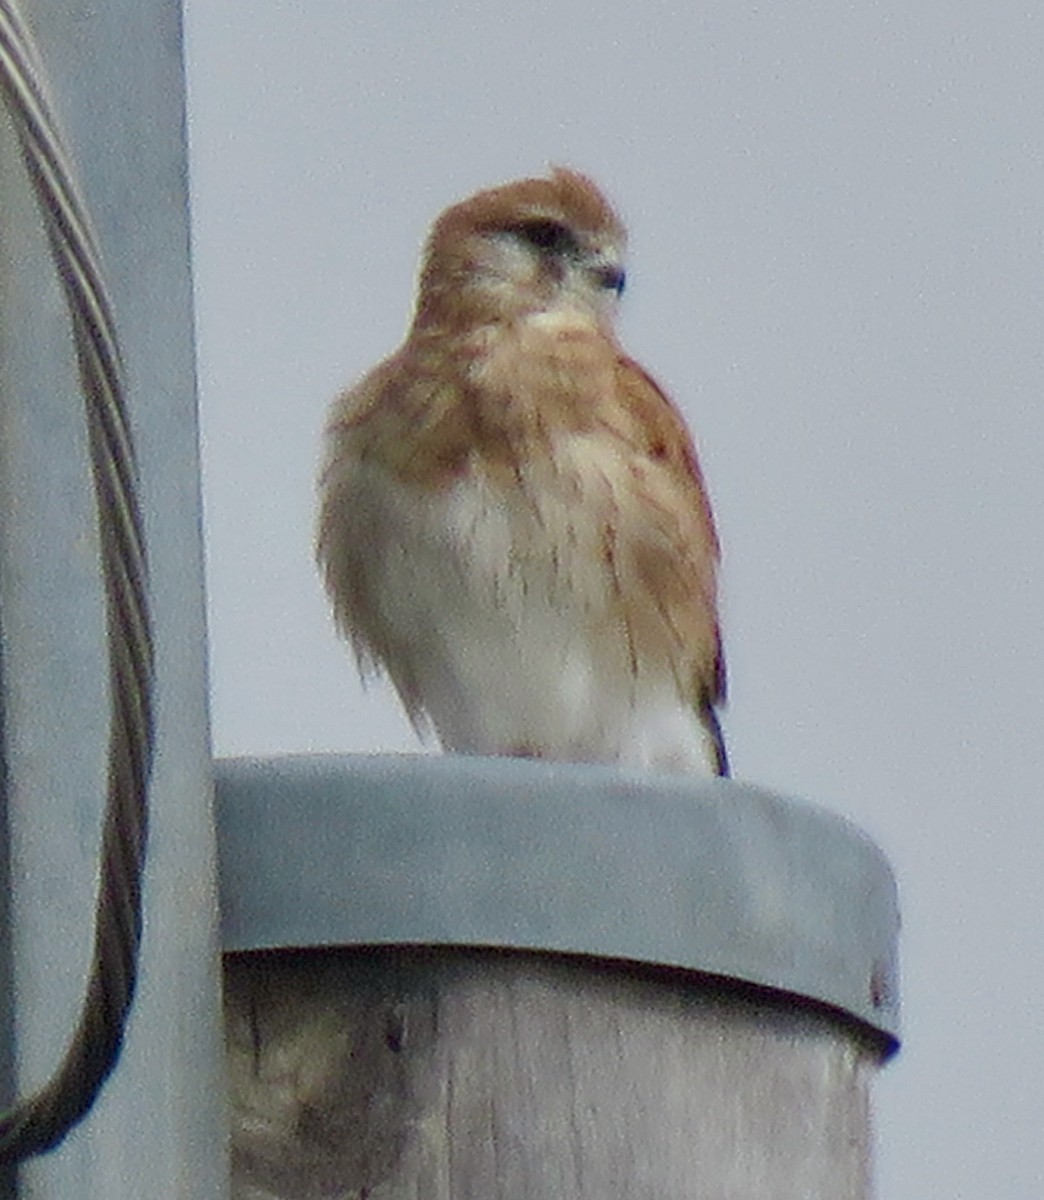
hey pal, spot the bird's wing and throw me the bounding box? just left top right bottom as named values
left=607, top=354, right=727, bottom=711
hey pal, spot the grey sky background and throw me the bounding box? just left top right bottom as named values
left=184, top=2, right=1044, bottom=1195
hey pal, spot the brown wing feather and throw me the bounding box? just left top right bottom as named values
left=609, top=354, right=727, bottom=710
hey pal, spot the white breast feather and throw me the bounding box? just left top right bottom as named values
left=348, top=435, right=716, bottom=774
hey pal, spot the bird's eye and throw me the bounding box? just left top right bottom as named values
left=509, top=219, right=580, bottom=257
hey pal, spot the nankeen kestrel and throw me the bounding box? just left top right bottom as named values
left=318, top=168, right=728, bottom=775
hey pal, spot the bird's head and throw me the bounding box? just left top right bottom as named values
left=415, top=167, right=627, bottom=330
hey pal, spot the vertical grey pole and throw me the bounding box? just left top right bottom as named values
left=0, top=1, right=227, bottom=1195
left=0, top=647, right=15, bottom=1200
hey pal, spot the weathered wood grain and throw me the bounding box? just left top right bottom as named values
left=225, top=948, right=878, bottom=1200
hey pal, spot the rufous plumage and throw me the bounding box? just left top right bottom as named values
left=318, top=167, right=728, bottom=775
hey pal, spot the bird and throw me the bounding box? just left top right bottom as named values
left=317, top=167, right=728, bottom=776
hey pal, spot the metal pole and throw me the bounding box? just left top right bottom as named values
left=0, top=1, right=226, bottom=1194
left=0, top=630, right=16, bottom=1200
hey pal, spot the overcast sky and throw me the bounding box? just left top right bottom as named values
left=184, top=3, right=1044, bottom=1195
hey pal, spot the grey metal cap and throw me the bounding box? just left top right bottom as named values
left=214, top=754, right=900, bottom=1047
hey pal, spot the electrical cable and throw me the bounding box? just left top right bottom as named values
left=0, top=0, right=155, bottom=1164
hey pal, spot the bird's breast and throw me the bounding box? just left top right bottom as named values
left=461, top=314, right=618, bottom=439
left=348, top=447, right=715, bottom=772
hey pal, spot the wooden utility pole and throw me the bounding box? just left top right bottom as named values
left=218, top=754, right=899, bottom=1200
